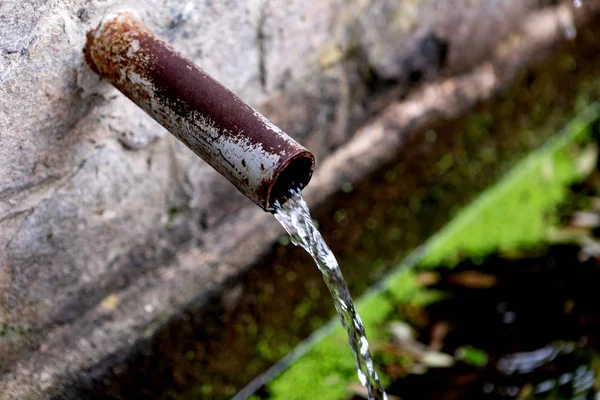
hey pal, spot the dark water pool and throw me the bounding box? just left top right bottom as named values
left=384, top=245, right=600, bottom=400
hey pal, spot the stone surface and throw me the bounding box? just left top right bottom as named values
left=0, top=0, right=596, bottom=398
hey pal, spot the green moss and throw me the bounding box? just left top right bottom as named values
left=268, top=335, right=355, bottom=399
left=455, top=346, right=489, bottom=367
left=385, top=270, right=419, bottom=304
left=407, top=289, right=448, bottom=307
left=419, top=108, right=599, bottom=268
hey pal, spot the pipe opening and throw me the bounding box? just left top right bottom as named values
left=268, top=154, right=315, bottom=212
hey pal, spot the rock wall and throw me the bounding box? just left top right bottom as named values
left=0, top=0, right=595, bottom=398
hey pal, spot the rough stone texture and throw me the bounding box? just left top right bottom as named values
left=0, top=0, right=597, bottom=398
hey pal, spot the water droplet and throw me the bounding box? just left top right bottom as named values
left=565, top=25, right=577, bottom=39
left=360, top=336, right=369, bottom=355
left=507, top=386, right=520, bottom=397
left=357, top=370, right=367, bottom=386
left=483, top=383, right=494, bottom=394
left=503, top=311, right=516, bottom=324
left=339, top=299, right=347, bottom=310
left=559, top=372, right=573, bottom=385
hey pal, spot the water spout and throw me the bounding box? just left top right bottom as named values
left=84, top=12, right=314, bottom=211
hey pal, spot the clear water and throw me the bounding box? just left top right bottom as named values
left=274, top=192, right=387, bottom=400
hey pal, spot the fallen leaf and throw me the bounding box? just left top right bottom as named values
left=388, top=321, right=416, bottom=342
left=416, top=271, right=440, bottom=286
left=569, top=211, right=600, bottom=229
left=429, top=321, right=451, bottom=352
left=448, top=271, right=497, bottom=288
left=421, top=351, right=455, bottom=368
left=99, top=293, right=120, bottom=313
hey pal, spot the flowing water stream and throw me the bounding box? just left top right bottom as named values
left=274, top=192, right=387, bottom=400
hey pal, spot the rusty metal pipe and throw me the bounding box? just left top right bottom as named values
left=84, top=13, right=314, bottom=212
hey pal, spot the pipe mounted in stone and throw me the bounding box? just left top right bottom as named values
left=84, top=12, right=314, bottom=212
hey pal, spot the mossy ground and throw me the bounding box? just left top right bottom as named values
left=419, top=108, right=599, bottom=268
left=262, top=106, right=600, bottom=400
